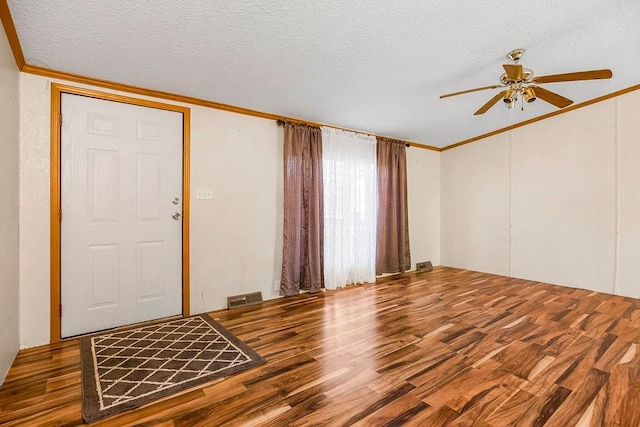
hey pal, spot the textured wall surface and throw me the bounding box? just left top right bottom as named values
left=18, top=75, right=51, bottom=348
left=6, top=1, right=640, bottom=147
left=407, top=147, right=441, bottom=268
left=510, top=102, right=616, bottom=293
left=441, top=133, right=511, bottom=276
left=187, top=106, right=284, bottom=316
left=0, top=25, right=20, bottom=385
left=18, top=74, right=441, bottom=347
left=616, top=91, right=640, bottom=298
left=441, top=91, right=640, bottom=298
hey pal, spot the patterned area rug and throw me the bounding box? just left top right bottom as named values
left=80, top=314, right=265, bottom=423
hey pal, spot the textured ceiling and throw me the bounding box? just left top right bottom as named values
left=7, top=1, right=640, bottom=147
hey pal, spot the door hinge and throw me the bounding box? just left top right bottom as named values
left=59, top=113, right=63, bottom=126
left=59, top=209, right=62, bottom=222
left=59, top=303, right=62, bottom=316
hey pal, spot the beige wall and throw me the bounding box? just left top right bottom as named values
left=441, top=91, right=640, bottom=298
left=441, top=133, right=511, bottom=276
left=510, top=102, right=616, bottom=293
left=187, top=105, right=284, bottom=316
left=407, top=146, right=441, bottom=267
left=18, top=73, right=441, bottom=347
left=616, top=92, right=640, bottom=297
left=0, top=28, right=20, bottom=384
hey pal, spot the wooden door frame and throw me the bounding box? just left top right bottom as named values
left=50, top=83, right=191, bottom=342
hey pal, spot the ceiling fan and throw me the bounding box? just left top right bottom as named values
left=440, top=49, right=612, bottom=115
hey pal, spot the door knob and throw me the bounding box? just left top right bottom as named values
left=172, top=212, right=182, bottom=220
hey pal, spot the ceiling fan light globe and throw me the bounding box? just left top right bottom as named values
left=503, top=88, right=517, bottom=104
left=523, top=87, right=537, bottom=103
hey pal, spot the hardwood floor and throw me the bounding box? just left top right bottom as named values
left=2, top=267, right=640, bottom=426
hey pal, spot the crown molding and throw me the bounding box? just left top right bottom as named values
left=0, top=0, right=25, bottom=69
left=21, top=64, right=440, bottom=151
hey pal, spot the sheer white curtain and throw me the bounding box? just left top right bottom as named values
left=321, top=127, right=377, bottom=290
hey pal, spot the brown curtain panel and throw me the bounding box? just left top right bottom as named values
left=376, top=137, right=411, bottom=274
left=280, top=123, right=324, bottom=296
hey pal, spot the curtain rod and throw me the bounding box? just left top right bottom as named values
left=276, top=120, right=411, bottom=147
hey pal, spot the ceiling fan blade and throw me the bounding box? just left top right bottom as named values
left=439, top=85, right=503, bottom=99
left=533, top=86, right=573, bottom=108
left=503, top=64, right=524, bottom=81
left=474, top=91, right=507, bottom=115
left=533, top=69, right=612, bottom=84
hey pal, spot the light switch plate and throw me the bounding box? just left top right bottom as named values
left=195, top=188, right=213, bottom=200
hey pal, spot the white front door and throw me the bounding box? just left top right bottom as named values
left=61, top=93, right=184, bottom=338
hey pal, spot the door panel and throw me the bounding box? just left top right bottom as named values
left=137, top=241, right=163, bottom=300
left=88, top=149, right=119, bottom=221
left=137, top=154, right=162, bottom=220
left=61, top=93, right=183, bottom=338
